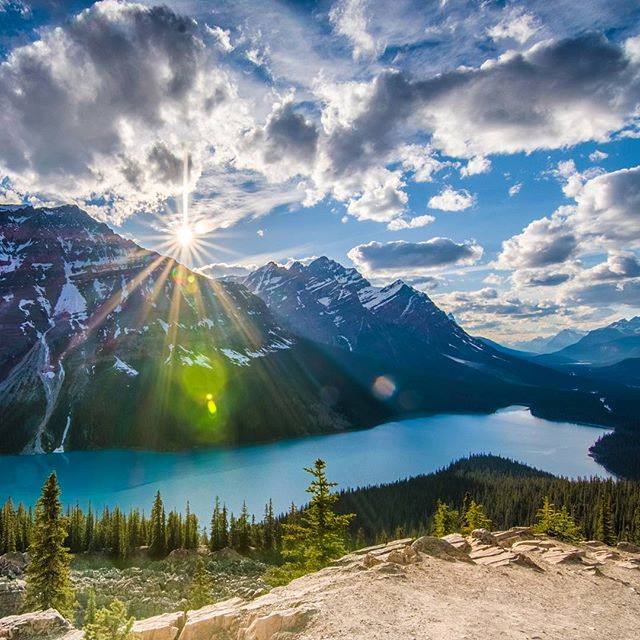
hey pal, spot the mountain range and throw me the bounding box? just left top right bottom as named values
left=510, top=329, right=587, bottom=355
left=1, top=205, right=638, bottom=477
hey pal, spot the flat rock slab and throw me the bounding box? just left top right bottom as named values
left=133, top=611, right=185, bottom=640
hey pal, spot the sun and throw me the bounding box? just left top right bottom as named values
left=176, top=224, right=194, bottom=247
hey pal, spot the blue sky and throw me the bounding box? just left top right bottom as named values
left=1, top=0, right=639, bottom=341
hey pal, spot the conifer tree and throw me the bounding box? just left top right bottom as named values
left=187, top=557, right=214, bottom=610
left=24, top=473, right=74, bottom=618
left=532, top=496, right=581, bottom=541
left=432, top=501, right=460, bottom=537
left=462, top=500, right=492, bottom=533
left=149, top=492, right=166, bottom=558
left=262, top=500, right=276, bottom=551
left=267, top=459, right=354, bottom=585
left=1, top=498, right=17, bottom=553
left=84, top=589, right=97, bottom=627
left=84, top=600, right=134, bottom=640
left=595, top=495, right=616, bottom=545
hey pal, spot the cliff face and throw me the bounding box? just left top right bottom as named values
left=3, top=529, right=640, bottom=640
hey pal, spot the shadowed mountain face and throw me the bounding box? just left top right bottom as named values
left=512, top=329, right=586, bottom=355
left=0, top=205, right=388, bottom=453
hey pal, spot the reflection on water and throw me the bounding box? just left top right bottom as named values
left=0, top=407, right=610, bottom=519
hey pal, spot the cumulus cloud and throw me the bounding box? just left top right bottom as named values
left=434, top=287, right=564, bottom=336
left=428, top=187, right=476, bottom=211
left=195, top=262, right=257, bottom=279
left=386, top=214, right=435, bottom=231
left=320, top=33, right=640, bottom=170
left=460, top=156, right=491, bottom=177
left=399, top=144, right=449, bottom=182
left=344, top=168, right=408, bottom=222
left=329, top=0, right=383, bottom=60
left=347, top=237, right=483, bottom=278
left=487, top=7, right=540, bottom=44
left=0, top=1, right=239, bottom=221
left=496, top=211, right=579, bottom=269
left=589, top=149, right=608, bottom=162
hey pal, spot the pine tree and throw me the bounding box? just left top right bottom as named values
left=149, top=492, right=166, bottom=558
left=24, top=473, right=74, bottom=619
left=462, top=500, right=492, bottom=533
left=533, top=496, right=581, bottom=541
left=262, top=500, right=275, bottom=552
left=187, top=557, right=214, bottom=610
left=595, top=495, right=616, bottom=545
left=84, top=589, right=97, bottom=627
left=432, top=500, right=459, bottom=537
left=237, top=502, right=251, bottom=553
left=84, top=600, right=134, bottom=640
left=632, top=506, right=640, bottom=546
left=267, top=459, right=354, bottom=585
left=1, top=498, right=17, bottom=554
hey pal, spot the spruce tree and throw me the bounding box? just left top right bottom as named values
left=267, top=459, right=354, bottom=585
left=1, top=498, right=17, bottom=553
left=24, top=473, right=74, bottom=618
left=187, top=557, right=214, bottom=610
left=595, top=495, right=616, bottom=545
left=149, top=492, right=166, bottom=558
left=84, top=589, right=97, bottom=627
left=84, top=600, right=134, bottom=640
left=432, top=500, right=459, bottom=537
left=462, top=500, right=492, bottom=533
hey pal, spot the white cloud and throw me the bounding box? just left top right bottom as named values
left=428, top=187, right=476, bottom=212
left=508, top=182, right=523, bottom=197
left=329, top=0, right=384, bottom=60
left=256, top=229, right=265, bottom=237
left=387, top=214, right=435, bottom=231
left=487, top=7, right=540, bottom=44
left=460, top=156, right=491, bottom=177
left=344, top=168, right=408, bottom=222
left=589, top=149, right=609, bottom=162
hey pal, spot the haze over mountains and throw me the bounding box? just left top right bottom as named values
left=1, top=205, right=639, bottom=477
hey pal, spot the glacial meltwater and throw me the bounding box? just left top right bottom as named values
left=0, top=407, right=611, bottom=519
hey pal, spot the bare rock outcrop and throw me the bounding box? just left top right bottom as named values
left=0, top=609, right=73, bottom=639
left=3, top=532, right=640, bottom=640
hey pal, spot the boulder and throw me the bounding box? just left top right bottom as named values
left=470, top=529, right=498, bottom=546
left=241, top=606, right=316, bottom=640
left=386, top=546, right=420, bottom=565
left=441, top=533, right=471, bottom=553
left=178, top=598, right=245, bottom=640
left=210, top=548, right=244, bottom=562
left=542, top=548, right=586, bottom=565
left=0, top=609, right=72, bottom=639
left=132, top=611, right=185, bottom=640
left=492, top=527, right=533, bottom=545
left=411, top=537, right=472, bottom=563
left=0, top=554, right=28, bottom=580
left=0, top=580, right=25, bottom=617
left=617, top=541, right=640, bottom=554
left=362, top=553, right=383, bottom=569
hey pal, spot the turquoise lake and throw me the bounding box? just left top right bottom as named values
left=0, top=407, right=611, bottom=519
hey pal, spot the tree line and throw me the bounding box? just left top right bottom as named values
left=0, top=492, right=283, bottom=560
left=334, top=455, right=640, bottom=546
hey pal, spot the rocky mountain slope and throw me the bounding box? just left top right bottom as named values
left=511, top=328, right=586, bottom=354
left=540, top=317, right=640, bottom=366
left=244, top=257, right=487, bottom=365
left=0, top=205, right=387, bottom=454
left=3, top=530, right=640, bottom=639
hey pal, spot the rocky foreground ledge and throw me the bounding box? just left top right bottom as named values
left=2, top=528, right=640, bottom=640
